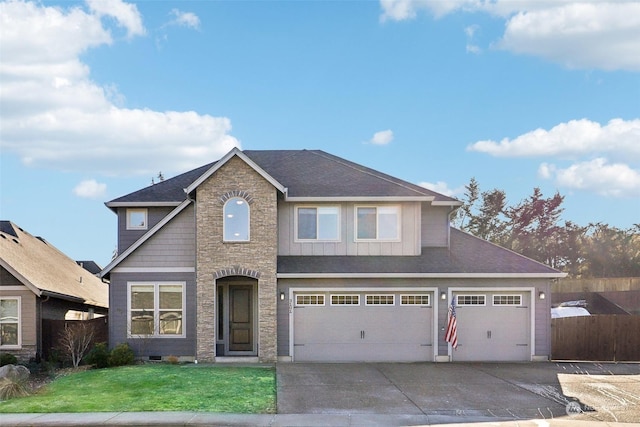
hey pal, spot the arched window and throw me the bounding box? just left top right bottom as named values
left=224, top=197, right=249, bottom=241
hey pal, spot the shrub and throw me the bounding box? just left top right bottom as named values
left=0, top=365, right=30, bottom=400
left=0, top=353, right=17, bottom=367
left=166, top=355, right=179, bottom=365
left=85, top=342, right=110, bottom=368
left=108, top=343, right=135, bottom=367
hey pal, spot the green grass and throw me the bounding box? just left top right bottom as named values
left=0, top=365, right=276, bottom=414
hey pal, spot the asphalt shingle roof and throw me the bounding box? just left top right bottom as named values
left=107, top=150, right=458, bottom=204
left=278, top=228, right=561, bottom=276
left=0, top=221, right=109, bottom=308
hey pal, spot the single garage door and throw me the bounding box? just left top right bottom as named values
left=451, top=291, right=531, bottom=361
left=293, top=291, right=434, bottom=362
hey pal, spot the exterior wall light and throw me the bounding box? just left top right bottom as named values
left=280, top=292, right=286, bottom=301
left=539, top=291, right=546, bottom=300
left=440, top=292, right=447, bottom=300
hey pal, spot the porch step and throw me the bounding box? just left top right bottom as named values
left=214, top=356, right=260, bottom=363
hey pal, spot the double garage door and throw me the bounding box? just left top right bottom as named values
left=292, top=290, right=434, bottom=362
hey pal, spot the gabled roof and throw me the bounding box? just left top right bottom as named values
left=0, top=221, right=108, bottom=308
left=277, top=228, right=566, bottom=278
left=106, top=149, right=461, bottom=206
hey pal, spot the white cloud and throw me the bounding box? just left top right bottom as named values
left=419, top=181, right=463, bottom=197
left=540, top=159, right=640, bottom=198
left=369, top=129, right=394, bottom=145
left=0, top=0, right=240, bottom=176
left=379, top=0, right=640, bottom=71
left=169, top=9, right=201, bottom=30
left=73, top=179, right=107, bottom=199
left=467, top=118, right=640, bottom=161
left=85, top=0, right=145, bottom=38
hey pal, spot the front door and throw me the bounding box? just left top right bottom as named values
left=229, top=285, right=253, bottom=352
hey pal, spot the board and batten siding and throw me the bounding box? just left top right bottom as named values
left=420, top=204, right=450, bottom=247
left=109, top=272, right=197, bottom=358
left=117, top=205, right=195, bottom=269
left=278, top=202, right=421, bottom=256
left=117, top=207, right=174, bottom=253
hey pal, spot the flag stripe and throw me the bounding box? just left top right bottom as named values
left=445, top=300, right=458, bottom=349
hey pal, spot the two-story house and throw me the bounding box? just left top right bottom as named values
left=100, top=148, right=564, bottom=363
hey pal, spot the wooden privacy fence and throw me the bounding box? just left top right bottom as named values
left=552, top=315, right=640, bottom=361
left=42, top=317, right=109, bottom=361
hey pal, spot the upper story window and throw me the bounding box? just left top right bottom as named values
left=356, top=206, right=400, bottom=240
left=296, top=206, right=340, bottom=241
left=0, top=297, right=20, bottom=347
left=126, top=209, right=148, bottom=230
left=224, top=197, right=250, bottom=241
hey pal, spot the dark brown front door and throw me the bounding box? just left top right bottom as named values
left=229, top=286, right=253, bottom=351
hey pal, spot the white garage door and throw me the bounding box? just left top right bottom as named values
left=293, top=291, right=434, bottom=362
left=451, top=291, right=531, bottom=361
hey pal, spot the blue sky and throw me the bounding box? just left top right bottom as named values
left=1, top=0, right=639, bottom=267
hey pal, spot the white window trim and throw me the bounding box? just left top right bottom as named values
left=295, top=294, right=326, bottom=306
left=330, top=294, right=360, bottom=306
left=400, top=294, right=431, bottom=306
left=127, top=282, right=186, bottom=338
left=0, top=296, right=21, bottom=348
left=294, top=205, right=341, bottom=242
left=456, top=294, right=487, bottom=306
left=354, top=205, right=401, bottom=242
left=223, top=197, right=250, bottom=242
left=126, top=208, right=148, bottom=230
left=492, top=294, right=523, bottom=306
left=365, top=294, right=395, bottom=306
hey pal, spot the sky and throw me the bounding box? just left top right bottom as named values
left=1, top=0, right=639, bottom=267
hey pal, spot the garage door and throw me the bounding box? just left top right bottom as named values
left=451, top=291, right=531, bottom=361
left=293, top=291, right=434, bottom=362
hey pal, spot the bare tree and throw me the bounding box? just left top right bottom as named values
left=57, top=322, right=95, bottom=368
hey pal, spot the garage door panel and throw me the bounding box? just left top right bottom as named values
left=293, top=291, right=433, bottom=362
left=452, top=291, right=531, bottom=362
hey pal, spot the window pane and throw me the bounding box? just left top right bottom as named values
left=298, top=208, right=317, bottom=239
left=160, top=285, right=182, bottom=309
left=0, top=299, right=18, bottom=319
left=317, top=207, right=338, bottom=240
left=224, top=198, right=249, bottom=241
left=131, top=312, right=154, bottom=335
left=131, top=286, right=154, bottom=310
left=357, top=207, right=376, bottom=239
left=127, top=210, right=147, bottom=229
left=160, top=312, right=182, bottom=334
left=0, top=324, right=18, bottom=345
left=378, top=207, right=399, bottom=240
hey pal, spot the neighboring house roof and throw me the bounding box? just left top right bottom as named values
left=278, top=228, right=565, bottom=278
left=106, top=149, right=460, bottom=207
left=0, top=221, right=108, bottom=308
left=551, top=307, right=590, bottom=318
left=76, top=261, right=103, bottom=275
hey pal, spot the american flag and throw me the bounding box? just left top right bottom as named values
left=445, top=300, right=458, bottom=349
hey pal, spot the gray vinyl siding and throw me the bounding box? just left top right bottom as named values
left=117, top=207, right=174, bottom=253
left=277, top=277, right=552, bottom=359
left=278, top=202, right=421, bottom=256
left=118, top=205, right=195, bottom=269
left=420, top=204, right=450, bottom=247
left=109, top=272, right=196, bottom=358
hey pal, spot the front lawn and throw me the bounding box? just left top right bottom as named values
left=0, top=365, right=276, bottom=413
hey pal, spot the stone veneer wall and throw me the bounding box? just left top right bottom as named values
left=195, top=156, right=278, bottom=362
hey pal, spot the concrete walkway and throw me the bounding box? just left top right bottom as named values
left=2, top=362, right=638, bottom=426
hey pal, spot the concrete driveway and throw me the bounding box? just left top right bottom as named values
left=277, top=362, right=640, bottom=424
